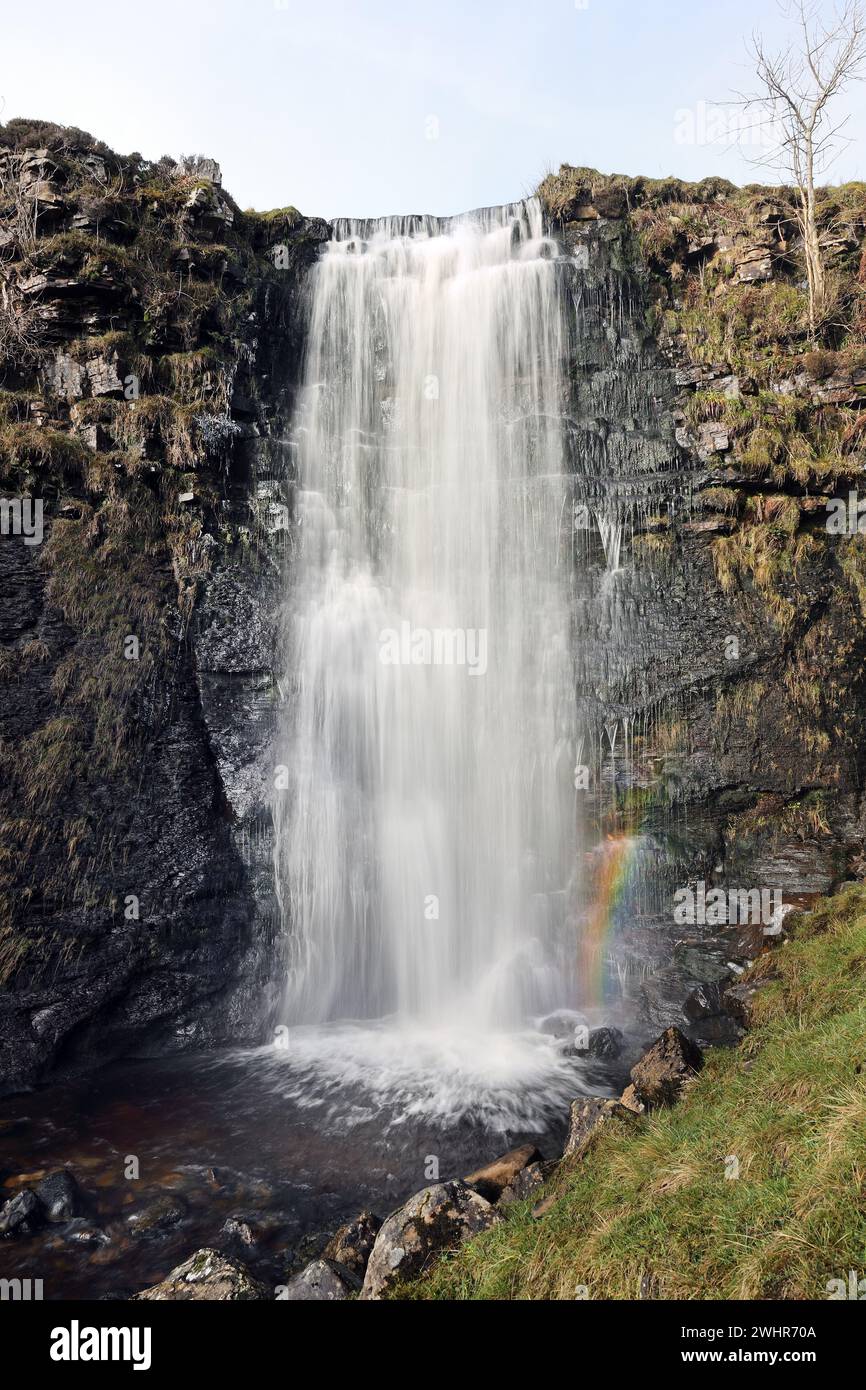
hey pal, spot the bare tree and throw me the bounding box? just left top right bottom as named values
left=743, top=0, right=866, bottom=341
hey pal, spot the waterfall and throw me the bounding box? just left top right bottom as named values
left=273, top=199, right=582, bottom=1040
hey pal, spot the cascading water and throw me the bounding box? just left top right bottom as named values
left=270, top=200, right=594, bottom=1125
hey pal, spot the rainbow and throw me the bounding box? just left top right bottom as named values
left=580, top=831, right=643, bottom=1006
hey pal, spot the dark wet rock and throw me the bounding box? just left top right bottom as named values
left=0, top=148, right=328, bottom=1097
left=587, top=1026, right=624, bottom=1059
left=132, top=1248, right=267, bottom=1301
left=498, top=1160, right=549, bottom=1206
left=64, top=1219, right=110, bottom=1246
left=563, top=1024, right=624, bottom=1059
left=127, top=1192, right=188, bottom=1236
left=640, top=968, right=696, bottom=1032
left=280, top=1258, right=360, bottom=1300
left=563, top=1096, right=637, bottom=1159
left=0, top=1188, right=44, bottom=1237
left=464, top=1142, right=543, bottom=1202
left=322, top=1210, right=382, bottom=1277
left=630, top=1026, right=704, bottom=1109
left=360, top=1180, right=501, bottom=1300
left=35, top=1169, right=85, bottom=1222
left=692, top=1014, right=743, bottom=1045
left=220, top=1214, right=265, bottom=1247
left=684, top=981, right=725, bottom=1021
left=286, top=1227, right=332, bottom=1274
left=722, top=977, right=770, bottom=1029
left=673, top=940, right=742, bottom=982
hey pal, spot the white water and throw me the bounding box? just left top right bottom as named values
left=272, top=201, right=586, bottom=1118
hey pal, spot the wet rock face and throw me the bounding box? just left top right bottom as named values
left=0, top=134, right=329, bottom=1094
left=360, top=1181, right=501, bottom=1300
left=549, top=197, right=866, bottom=1043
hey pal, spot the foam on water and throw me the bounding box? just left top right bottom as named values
left=247, top=1021, right=602, bottom=1132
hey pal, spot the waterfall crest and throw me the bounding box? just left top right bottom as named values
left=274, top=199, right=581, bottom=1037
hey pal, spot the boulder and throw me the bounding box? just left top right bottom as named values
left=132, top=1248, right=267, bottom=1301
left=464, top=1142, right=543, bottom=1201
left=360, top=1180, right=501, bottom=1300
left=564, top=1025, right=624, bottom=1059
left=498, top=1161, right=548, bottom=1206
left=0, top=1188, right=43, bottom=1238
left=220, top=1215, right=264, bottom=1247
left=630, top=1026, right=703, bottom=1108
left=280, top=1258, right=360, bottom=1300
left=563, top=1097, right=636, bottom=1159
left=322, top=1210, right=382, bottom=1277
left=586, top=1025, right=624, bottom=1059
left=126, top=1192, right=188, bottom=1236
left=35, top=1170, right=85, bottom=1222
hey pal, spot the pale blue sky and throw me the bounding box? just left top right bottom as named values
left=2, top=0, right=864, bottom=218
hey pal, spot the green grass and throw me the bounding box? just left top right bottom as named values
left=397, top=888, right=866, bottom=1300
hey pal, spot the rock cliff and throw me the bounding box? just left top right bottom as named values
left=2, top=126, right=865, bottom=1089
left=0, top=120, right=327, bottom=1090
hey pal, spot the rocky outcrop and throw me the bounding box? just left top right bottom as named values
left=629, top=1026, right=704, bottom=1109
left=0, top=123, right=328, bottom=1092
left=538, top=164, right=866, bottom=1048
left=360, top=1181, right=501, bottom=1300
left=132, top=1248, right=267, bottom=1301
